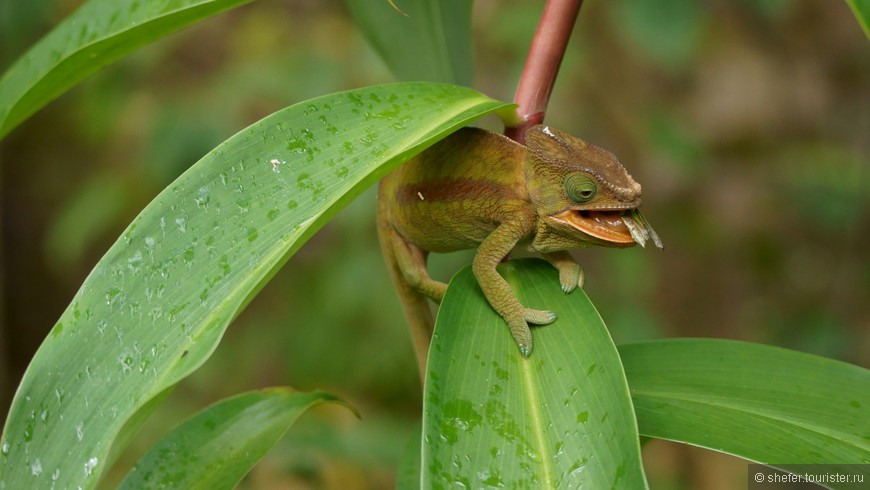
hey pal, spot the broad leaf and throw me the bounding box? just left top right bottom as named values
left=620, top=339, right=870, bottom=487
left=119, top=388, right=347, bottom=489
left=344, top=0, right=473, bottom=85
left=0, top=82, right=511, bottom=489
left=422, top=259, right=648, bottom=489
left=0, top=0, right=255, bottom=140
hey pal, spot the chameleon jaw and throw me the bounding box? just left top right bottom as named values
left=552, top=209, right=637, bottom=246
left=551, top=207, right=663, bottom=249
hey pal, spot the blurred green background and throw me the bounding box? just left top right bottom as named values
left=1, top=0, right=867, bottom=488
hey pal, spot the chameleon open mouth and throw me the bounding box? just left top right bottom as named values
left=554, top=209, right=635, bottom=245
left=554, top=208, right=664, bottom=249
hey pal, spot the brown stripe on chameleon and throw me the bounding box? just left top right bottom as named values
left=396, top=179, right=518, bottom=207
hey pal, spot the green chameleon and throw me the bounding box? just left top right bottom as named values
left=378, top=125, right=661, bottom=369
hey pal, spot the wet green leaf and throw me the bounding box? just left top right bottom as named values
left=119, top=389, right=347, bottom=489
left=0, top=0, right=255, bottom=139
left=344, top=0, right=473, bottom=85
left=621, top=339, right=870, bottom=480
left=0, top=82, right=510, bottom=489
left=422, top=259, right=648, bottom=489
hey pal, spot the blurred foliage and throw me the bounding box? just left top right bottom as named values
left=1, top=0, right=867, bottom=488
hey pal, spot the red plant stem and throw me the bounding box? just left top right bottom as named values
left=504, top=0, right=584, bottom=143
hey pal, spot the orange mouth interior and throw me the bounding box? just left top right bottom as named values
left=553, top=209, right=636, bottom=245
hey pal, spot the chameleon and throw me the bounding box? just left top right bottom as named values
left=377, top=125, right=661, bottom=371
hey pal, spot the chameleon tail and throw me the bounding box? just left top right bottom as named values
left=377, top=184, right=434, bottom=379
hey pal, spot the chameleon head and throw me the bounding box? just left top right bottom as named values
left=524, top=125, right=662, bottom=250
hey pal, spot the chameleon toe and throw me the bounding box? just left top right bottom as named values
left=524, top=308, right=557, bottom=325
left=508, top=320, right=533, bottom=356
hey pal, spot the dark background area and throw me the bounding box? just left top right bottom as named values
left=1, top=0, right=867, bottom=488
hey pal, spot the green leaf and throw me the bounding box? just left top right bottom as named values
left=0, top=0, right=256, bottom=140
left=0, top=82, right=510, bottom=489
left=344, top=0, right=473, bottom=85
left=620, top=339, right=870, bottom=477
left=422, top=259, right=648, bottom=489
left=118, top=388, right=347, bottom=489
left=845, top=0, right=870, bottom=39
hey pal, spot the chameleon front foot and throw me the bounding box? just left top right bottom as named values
left=559, top=263, right=584, bottom=293
left=508, top=319, right=534, bottom=357
left=524, top=307, right=557, bottom=325
left=542, top=252, right=584, bottom=293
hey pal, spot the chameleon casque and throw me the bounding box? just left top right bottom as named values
left=377, top=125, right=661, bottom=370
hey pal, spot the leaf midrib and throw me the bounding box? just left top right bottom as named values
left=520, top=358, right=555, bottom=488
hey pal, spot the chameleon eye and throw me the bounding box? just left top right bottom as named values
left=564, top=174, right=597, bottom=203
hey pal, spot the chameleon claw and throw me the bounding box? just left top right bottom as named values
left=508, top=320, right=533, bottom=356
left=558, top=262, right=583, bottom=294
left=519, top=343, right=533, bottom=357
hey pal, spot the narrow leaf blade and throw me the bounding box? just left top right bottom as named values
left=422, top=259, right=648, bottom=489
left=845, top=0, right=870, bottom=39
left=620, top=338, right=870, bottom=486
left=0, top=0, right=255, bottom=139
left=0, top=82, right=510, bottom=489
left=344, top=0, right=473, bottom=85
left=119, top=388, right=347, bottom=490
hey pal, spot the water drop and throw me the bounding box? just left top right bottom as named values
left=194, top=186, right=211, bottom=209
left=84, top=457, right=98, bottom=476
left=287, top=138, right=306, bottom=154
left=127, top=250, right=142, bottom=272
left=182, top=246, right=195, bottom=265
left=118, top=353, right=133, bottom=373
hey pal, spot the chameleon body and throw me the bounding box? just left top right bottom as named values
left=377, top=125, right=660, bottom=371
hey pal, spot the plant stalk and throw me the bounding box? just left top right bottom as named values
left=504, top=0, right=584, bottom=143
